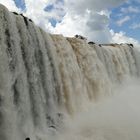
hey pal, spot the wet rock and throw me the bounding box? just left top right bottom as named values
left=75, top=35, right=87, bottom=40
left=12, top=12, right=18, bottom=15
left=88, top=41, right=95, bottom=45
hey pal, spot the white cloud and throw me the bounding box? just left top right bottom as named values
left=110, top=30, right=140, bottom=46
left=121, top=6, right=140, bottom=13
left=86, top=13, right=109, bottom=31
left=0, top=0, right=127, bottom=43
left=130, top=23, right=140, bottom=29
left=49, top=0, right=127, bottom=43
left=99, top=10, right=111, bottom=18
left=0, top=0, right=139, bottom=45
left=50, top=12, right=112, bottom=43
left=22, top=0, right=139, bottom=45
left=65, top=0, right=127, bottom=14
left=23, top=0, right=65, bottom=29
left=50, top=13, right=86, bottom=37
left=116, top=16, right=130, bottom=26
left=0, top=0, right=19, bottom=12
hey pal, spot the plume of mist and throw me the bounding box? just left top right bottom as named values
left=56, top=77, right=140, bottom=140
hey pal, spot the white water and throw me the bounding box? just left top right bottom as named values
left=55, top=78, right=140, bottom=140
left=0, top=4, right=140, bottom=140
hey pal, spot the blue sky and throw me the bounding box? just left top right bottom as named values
left=110, top=0, right=140, bottom=42
left=1, top=0, right=140, bottom=44
left=14, top=0, right=26, bottom=11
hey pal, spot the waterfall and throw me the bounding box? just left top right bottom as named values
left=0, top=4, right=140, bottom=140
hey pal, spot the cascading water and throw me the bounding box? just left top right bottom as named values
left=0, top=4, right=140, bottom=140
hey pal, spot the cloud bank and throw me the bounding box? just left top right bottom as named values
left=0, top=0, right=139, bottom=45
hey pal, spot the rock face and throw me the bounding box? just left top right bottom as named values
left=0, top=4, right=140, bottom=140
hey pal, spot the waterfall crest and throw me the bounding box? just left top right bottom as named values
left=0, top=4, right=140, bottom=140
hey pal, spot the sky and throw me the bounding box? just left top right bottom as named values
left=0, top=0, right=140, bottom=45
